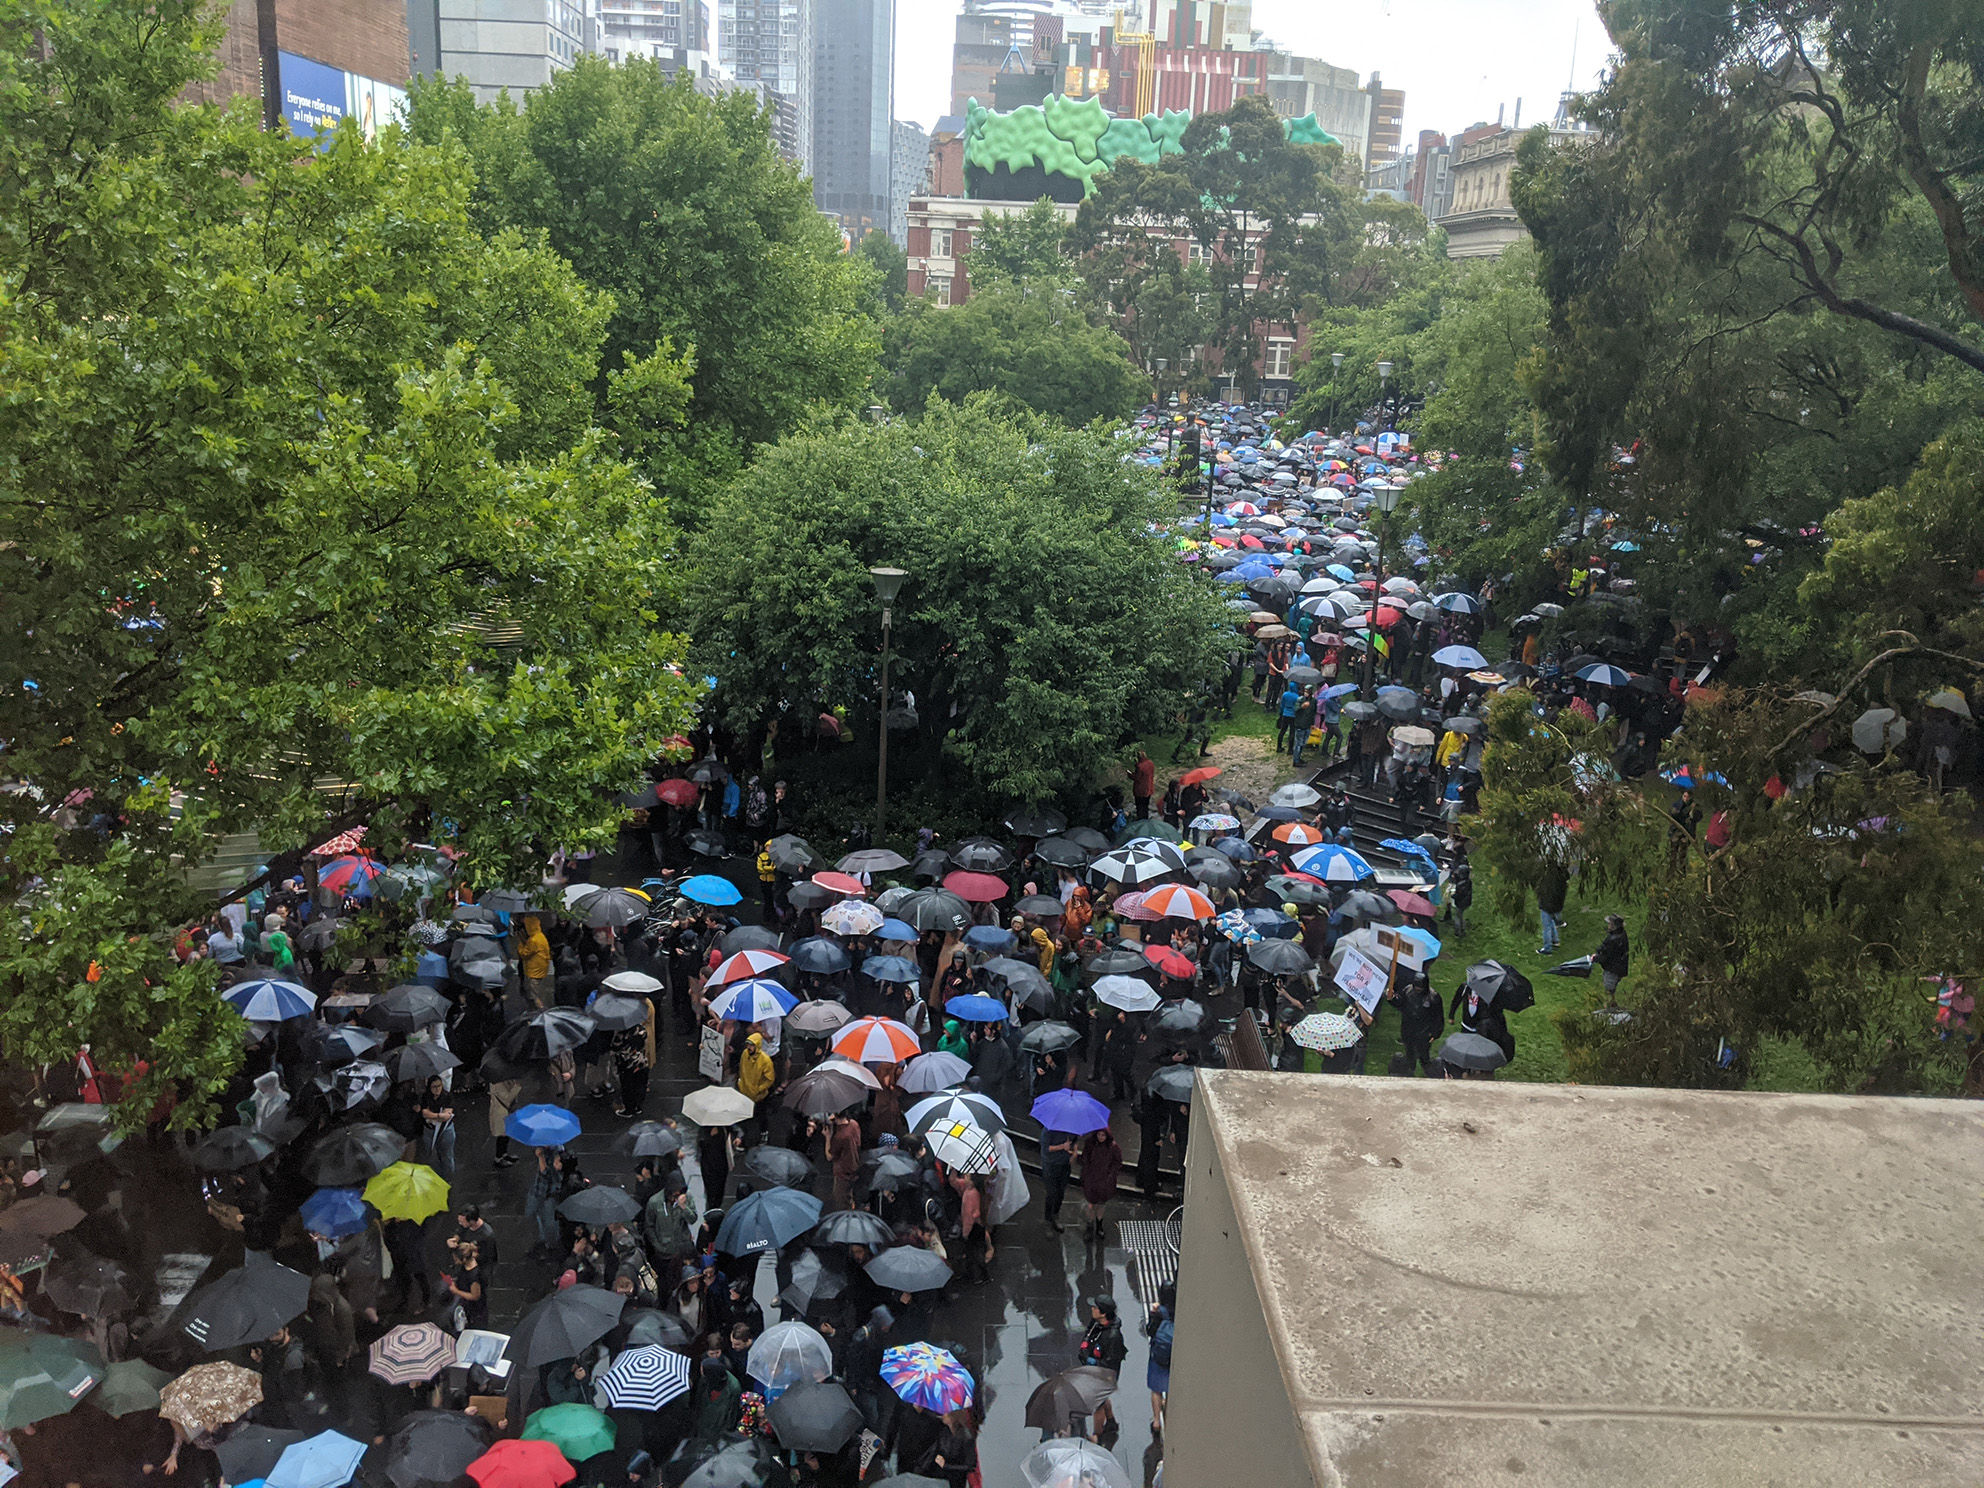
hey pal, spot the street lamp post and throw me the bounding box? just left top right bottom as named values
left=1376, top=360, right=1394, bottom=431
left=1360, top=483, right=1403, bottom=699
left=1328, top=351, right=1344, bottom=435
left=869, top=566, right=906, bottom=841
left=1154, top=357, right=1168, bottom=407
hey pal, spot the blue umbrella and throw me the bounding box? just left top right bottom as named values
left=876, top=918, right=919, bottom=942
left=715, top=1187, right=823, bottom=1256
left=414, top=951, right=449, bottom=987
left=1212, top=836, right=1256, bottom=862
left=1395, top=926, right=1443, bottom=960
left=788, top=937, right=852, bottom=974
left=963, top=926, right=1016, bottom=952
left=1029, top=1089, right=1111, bottom=1133
left=944, top=994, right=1008, bottom=1024
left=223, top=979, right=317, bottom=1021
left=707, top=979, right=797, bottom=1023
left=1575, top=663, right=1634, bottom=687
left=266, top=1430, right=367, bottom=1488
left=862, top=955, right=920, bottom=984
left=1321, top=682, right=1361, bottom=700
left=298, top=1188, right=368, bottom=1239
left=505, top=1104, right=582, bottom=1147
left=1379, top=838, right=1440, bottom=878
left=1326, top=563, right=1356, bottom=581
left=679, top=874, right=742, bottom=906
left=1662, top=768, right=1729, bottom=790
left=1290, top=843, right=1375, bottom=882
left=1241, top=907, right=1298, bottom=938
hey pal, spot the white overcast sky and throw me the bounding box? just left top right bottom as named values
left=895, top=0, right=1616, bottom=142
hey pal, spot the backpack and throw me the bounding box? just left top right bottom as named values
left=1150, top=1316, right=1174, bottom=1368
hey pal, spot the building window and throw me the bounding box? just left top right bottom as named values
left=1265, top=339, right=1293, bottom=379
left=930, top=275, right=953, bottom=306
left=932, top=228, right=954, bottom=258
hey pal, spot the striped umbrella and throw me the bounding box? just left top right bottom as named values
left=1290, top=842, right=1375, bottom=882
left=905, top=1091, right=1006, bottom=1136
left=318, top=855, right=383, bottom=898
left=706, top=980, right=798, bottom=1024
left=708, top=949, right=791, bottom=986
left=223, top=979, right=317, bottom=1022
left=1270, top=822, right=1325, bottom=846
left=1139, top=884, right=1216, bottom=921
left=880, top=1343, right=974, bottom=1414
left=368, top=1323, right=456, bottom=1385
left=595, top=1345, right=692, bottom=1410
left=829, top=1017, right=921, bottom=1065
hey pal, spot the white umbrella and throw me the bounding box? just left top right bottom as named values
left=924, top=1118, right=998, bottom=1174
left=745, top=1321, right=833, bottom=1392
left=594, top=1345, right=691, bottom=1410
left=899, top=1051, right=973, bottom=1093
left=906, top=1091, right=1006, bottom=1135
left=986, top=1131, right=1031, bottom=1226
left=602, top=970, right=664, bottom=995
left=681, top=1086, right=756, bottom=1126
left=1092, top=976, right=1162, bottom=1012
left=1021, top=1437, right=1134, bottom=1488
left=820, top=900, right=885, bottom=937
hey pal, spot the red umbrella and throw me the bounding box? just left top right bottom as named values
left=1387, top=889, right=1436, bottom=918
left=1143, top=946, right=1196, bottom=980
left=467, top=1440, right=575, bottom=1488
left=810, top=871, right=867, bottom=897
left=1238, top=534, right=1265, bottom=549
left=1113, top=890, right=1161, bottom=922
left=1369, top=606, right=1403, bottom=627
left=655, top=779, right=698, bottom=807
left=942, top=871, right=1008, bottom=904
left=1178, top=766, right=1222, bottom=787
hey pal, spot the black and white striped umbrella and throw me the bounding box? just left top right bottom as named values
left=595, top=1344, right=692, bottom=1410
left=1089, top=848, right=1176, bottom=887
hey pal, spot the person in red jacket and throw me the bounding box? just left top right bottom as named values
left=1131, top=751, right=1156, bottom=820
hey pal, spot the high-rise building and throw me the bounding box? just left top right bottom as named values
left=715, top=0, right=812, bottom=171
left=189, top=0, right=410, bottom=133
left=596, top=0, right=705, bottom=66
left=889, top=117, right=928, bottom=246
left=1364, top=71, right=1404, bottom=166
left=1262, top=51, right=1372, bottom=176
left=407, top=0, right=588, bottom=103
left=950, top=6, right=1016, bottom=116
left=811, top=0, right=893, bottom=242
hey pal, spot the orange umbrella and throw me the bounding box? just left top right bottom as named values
left=1271, top=823, right=1324, bottom=845
left=809, top=871, right=866, bottom=897
left=1178, top=766, right=1222, bottom=787
left=1139, top=884, right=1215, bottom=921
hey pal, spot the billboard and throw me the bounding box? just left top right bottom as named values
left=278, top=51, right=407, bottom=146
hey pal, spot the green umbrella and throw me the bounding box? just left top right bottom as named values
left=0, top=1330, right=104, bottom=1428
left=92, top=1359, right=174, bottom=1418
left=521, top=1401, right=616, bottom=1461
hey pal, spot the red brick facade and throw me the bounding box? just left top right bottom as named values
left=184, top=0, right=409, bottom=121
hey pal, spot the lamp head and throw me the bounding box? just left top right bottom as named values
left=1330, top=352, right=1344, bottom=370
left=869, top=567, right=907, bottom=604
left=1376, top=360, right=1394, bottom=381
left=1373, top=485, right=1403, bottom=515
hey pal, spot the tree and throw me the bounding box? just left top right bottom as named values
left=857, top=229, right=909, bottom=313
left=968, top=197, right=1076, bottom=297
left=881, top=289, right=1148, bottom=425
left=685, top=398, right=1229, bottom=809
left=0, top=0, right=700, bottom=1125
left=406, top=60, right=882, bottom=489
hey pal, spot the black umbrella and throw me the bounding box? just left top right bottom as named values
left=741, top=1146, right=819, bottom=1189
left=1018, top=1020, right=1081, bottom=1054
left=978, top=957, right=1053, bottom=1010
left=189, top=1126, right=276, bottom=1171
left=621, top=1307, right=697, bottom=1352
left=764, top=835, right=818, bottom=874
left=296, top=1022, right=358, bottom=1069
left=910, top=849, right=952, bottom=882
left=1437, top=1032, right=1509, bottom=1071
left=809, top=1209, right=895, bottom=1248
left=856, top=1149, right=922, bottom=1194
left=769, top=1378, right=865, bottom=1452
left=1286, top=665, right=1323, bottom=687
left=1024, top=1366, right=1118, bottom=1431
left=1343, top=700, right=1379, bottom=722
left=720, top=925, right=783, bottom=954
left=1337, top=890, right=1394, bottom=922
left=685, top=829, right=728, bottom=858
left=616, top=1121, right=685, bottom=1158
left=1063, top=827, right=1112, bottom=854
left=898, top=889, right=971, bottom=933
left=1465, top=959, right=1535, bottom=1012
left=511, top=1283, right=626, bottom=1367
left=948, top=837, right=1013, bottom=872
left=1547, top=954, right=1596, bottom=979
left=788, top=936, right=852, bottom=974
left=687, top=759, right=730, bottom=787
left=386, top=1409, right=497, bottom=1488
left=777, top=1248, right=851, bottom=1315
left=1264, top=875, right=1331, bottom=906
left=1246, top=939, right=1314, bottom=975
left=864, top=1246, right=951, bottom=1293
left=1032, top=837, right=1091, bottom=868
left=183, top=1250, right=311, bottom=1350
left=674, top=1438, right=787, bottom=1488
left=495, top=1007, right=596, bottom=1062
left=214, top=1427, right=310, bottom=1483
left=296, top=916, right=344, bottom=951
left=1146, top=1065, right=1196, bottom=1103
left=781, top=1065, right=869, bottom=1119
left=384, top=1043, right=462, bottom=1084
left=587, top=993, right=651, bottom=1031
left=787, top=882, right=837, bottom=912
left=304, top=1122, right=406, bottom=1186
left=1189, top=857, right=1241, bottom=890
left=1012, top=893, right=1064, bottom=918
left=1084, top=946, right=1151, bottom=977
left=558, top=1186, right=642, bottom=1225
left=479, top=888, right=533, bottom=915
left=43, top=1246, right=134, bottom=1317
left=1147, top=1000, right=1208, bottom=1036
left=1003, top=807, right=1067, bottom=838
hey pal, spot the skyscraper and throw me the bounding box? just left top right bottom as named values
left=595, top=0, right=707, bottom=66
left=889, top=117, right=928, bottom=246
left=811, top=0, right=893, bottom=241
left=717, top=0, right=813, bottom=170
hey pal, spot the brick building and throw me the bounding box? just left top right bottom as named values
left=186, top=0, right=410, bottom=132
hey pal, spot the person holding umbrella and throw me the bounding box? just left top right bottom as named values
left=1079, top=1125, right=1122, bottom=1243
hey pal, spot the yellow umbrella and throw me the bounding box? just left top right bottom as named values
left=363, top=1161, right=450, bottom=1223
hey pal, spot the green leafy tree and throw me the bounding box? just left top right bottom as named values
left=685, top=398, right=1229, bottom=808
left=0, top=0, right=700, bottom=1125
left=882, top=289, right=1148, bottom=424
left=968, top=197, right=1077, bottom=297
left=857, top=229, right=909, bottom=313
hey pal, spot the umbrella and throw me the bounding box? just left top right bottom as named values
left=1085, top=946, right=1151, bottom=976
left=359, top=985, right=452, bottom=1035
left=183, top=1250, right=310, bottom=1349
left=899, top=1051, right=972, bottom=1092
left=1290, top=843, right=1374, bottom=882
left=809, top=870, right=867, bottom=898
left=1575, top=662, right=1634, bottom=687
left=709, top=948, right=791, bottom=985
left=190, top=1125, right=277, bottom=1171
left=1033, top=836, right=1092, bottom=867
left=1465, top=959, right=1536, bottom=1012
left=364, top=1161, right=451, bottom=1223
left=1091, top=849, right=1175, bottom=888
left=1338, top=889, right=1395, bottom=922
left=584, top=992, right=650, bottom=1032
left=716, top=1188, right=823, bottom=1255
left=1438, top=1032, right=1509, bottom=1071
left=681, top=1086, right=757, bottom=1126
left=1021, top=1438, right=1133, bottom=1488
left=1062, top=826, right=1112, bottom=854
left=215, top=1427, right=311, bottom=1483
left=466, top=1439, right=576, bottom=1488
left=676, top=1439, right=789, bottom=1488
left=1432, top=644, right=1487, bottom=669
left=876, top=917, right=920, bottom=941
left=740, top=1145, right=818, bottom=1188
left=911, top=849, right=953, bottom=881
left=505, top=1104, right=582, bottom=1147
left=570, top=886, right=652, bottom=927
left=1024, top=1366, right=1118, bottom=1431
left=1018, top=1020, right=1081, bottom=1054
left=0, top=1331, right=103, bottom=1428
left=1927, top=687, right=1972, bottom=718
left=1148, top=1000, right=1208, bottom=1037
left=811, top=1208, right=896, bottom=1248
left=1387, top=888, right=1436, bottom=917
left=1117, top=818, right=1186, bottom=846
left=1004, top=807, right=1068, bottom=837
left=768, top=1378, right=864, bottom=1452
left=615, top=1120, right=684, bottom=1158
left=1029, top=1089, right=1111, bottom=1133
left=620, top=1309, right=696, bottom=1352
left=300, top=1187, right=369, bottom=1240
left=923, top=1118, right=998, bottom=1174
left=496, top=1008, right=596, bottom=1063
left=160, top=1361, right=263, bottom=1437
left=267, top=1429, right=368, bottom=1488
left=820, top=899, right=885, bottom=937
left=599, top=969, right=665, bottom=996
left=511, top=1284, right=625, bottom=1368
left=1189, top=855, right=1241, bottom=890
left=684, top=829, right=728, bottom=858
left=880, top=1342, right=973, bottom=1412
left=224, top=978, right=317, bottom=1021
left=1288, top=1012, right=1362, bottom=1052
left=42, top=1247, right=133, bottom=1318
left=707, top=980, right=797, bottom=1024
left=783, top=1065, right=869, bottom=1118
left=523, top=1403, right=615, bottom=1463
left=1013, top=893, right=1066, bottom=917
left=746, top=1320, right=834, bottom=1391
left=840, top=848, right=912, bottom=874
left=679, top=875, right=743, bottom=906
left=962, top=924, right=1017, bottom=952
left=720, top=925, right=784, bottom=955
left=1144, top=946, right=1196, bottom=981
left=1092, top=976, right=1161, bottom=1012
left=385, top=1043, right=461, bottom=1084
left=1270, top=822, right=1326, bottom=846
left=369, top=1322, right=456, bottom=1385
left=941, top=870, right=1008, bottom=903
left=764, top=834, right=819, bottom=873
left=595, top=1344, right=692, bottom=1409
left=830, top=1016, right=921, bottom=1064
left=559, top=1186, right=642, bottom=1226
left=1146, top=1066, right=1196, bottom=1103
left=1852, top=706, right=1907, bottom=754
left=858, top=1147, right=923, bottom=1195
left=1179, top=765, right=1221, bottom=786
left=907, top=1091, right=1006, bottom=1136
left=949, top=837, right=1013, bottom=871
left=90, top=1358, right=173, bottom=1418
left=1139, top=883, right=1216, bottom=920
left=386, top=1411, right=496, bottom=1488
left=944, top=993, right=1008, bottom=1023
left=788, top=936, right=853, bottom=974
left=898, top=888, right=973, bottom=932
left=861, top=954, right=920, bottom=984
left=784, top=999, right=854, bottom=1036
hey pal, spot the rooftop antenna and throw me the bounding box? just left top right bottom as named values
left=1567, top=17, right=1580, bottom=95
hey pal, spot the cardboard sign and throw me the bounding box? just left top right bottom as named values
left=1334, top=945, right=1389, bottom=1014
left=697, top=1024, right=726, bottom=1083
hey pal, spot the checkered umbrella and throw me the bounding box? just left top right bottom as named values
left=595, top=1345, right=692, bottom=1410
left=368, top=1323, right=456, bottom=1385
left=1288, top=1012, right=1363, bottom=1052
